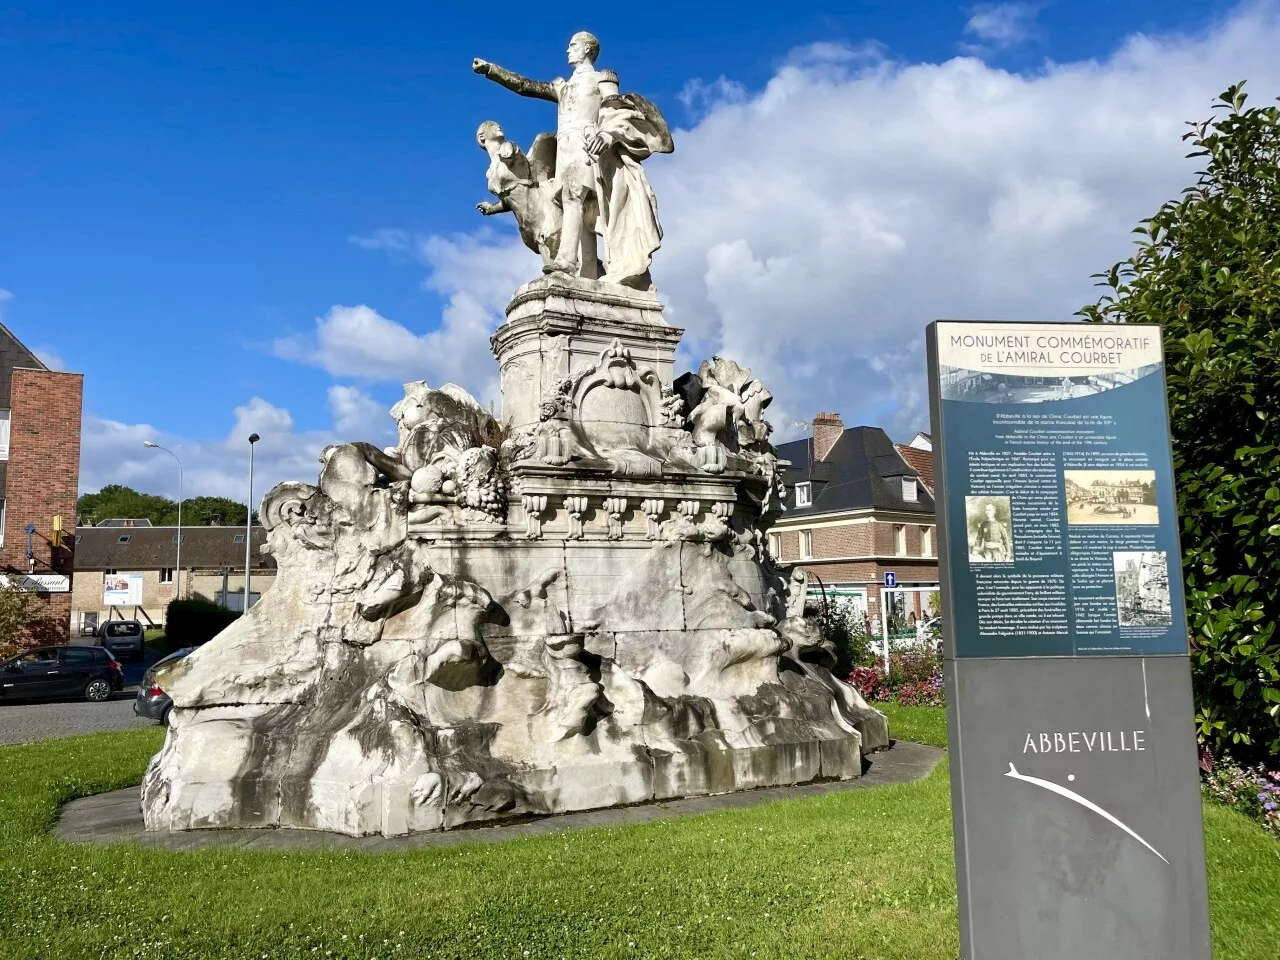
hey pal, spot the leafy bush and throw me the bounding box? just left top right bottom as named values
left=813, top=598, right=874, bottom=677
left=1201, top=751, right=1280, bottom=841
left=0, top=582, right=39, bottom=646
left=1080, top=84, right=1280, bottom=763
left=165, top=597, right=239, bottom=648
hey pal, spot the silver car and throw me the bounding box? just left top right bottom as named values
left=98, top=620, right=145, bottom=660
left=134, top=647, right=194, bottom=724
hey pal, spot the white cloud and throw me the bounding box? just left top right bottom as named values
left=275, top=230, right=528, bottom=406
left=964, top=3, right=1039, bottom=48
left=79, top=389, right=395, bottom=502
left=33, top=346, right=67, bottom=371
left=643, top=2, right=1280, bottom=437
left=678, top=76, right=747, bottom=118
left=327, top=384, right=389, bottom=437
left=347, top=228, right=413, bottom=255
left=139, top=0, right=1280, bottom=514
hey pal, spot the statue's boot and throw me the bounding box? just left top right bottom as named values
left=543, top=258, right=579, bottom=276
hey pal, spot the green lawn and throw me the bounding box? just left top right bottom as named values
left=0, top=707, right=1275, bottom=959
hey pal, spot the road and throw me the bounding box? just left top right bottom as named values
left=0, top=650, right=163, bottom=746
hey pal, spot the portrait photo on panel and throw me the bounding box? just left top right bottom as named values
left=1064, top=469, right=1159, bottom=525
left=965, top=495, right=1014, bottom=563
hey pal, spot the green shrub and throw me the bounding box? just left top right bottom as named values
left=165, top=597, right=239, bottom=648
left=813, top=597, right=874, bottom=676
left=1080, top=84, right=1280, bottom=762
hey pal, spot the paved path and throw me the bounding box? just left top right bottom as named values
left=55, top=739, right=943, bottom=853
left=0, top=651, right=162, bottom=745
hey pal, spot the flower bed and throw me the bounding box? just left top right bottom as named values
left=850, top=648, right=945, bottom=708
left=1200, top=749, right=1280, bottom=840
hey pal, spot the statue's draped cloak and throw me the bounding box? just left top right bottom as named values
left=593, top=98, right=670, bottom=284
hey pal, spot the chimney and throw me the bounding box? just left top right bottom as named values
left=812, top=412, right=844, bottom=461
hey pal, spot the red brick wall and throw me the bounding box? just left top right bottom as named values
left=776, top=520, right=935, bottom=564
left=1, top=369, right=83, bottom=646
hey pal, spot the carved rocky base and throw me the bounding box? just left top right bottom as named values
left=143, top=715, right=872, bottom=837
left=142, top=535, right=888, bottom=838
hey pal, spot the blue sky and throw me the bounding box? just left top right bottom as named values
left=0, top=0, right=1272, bottom=499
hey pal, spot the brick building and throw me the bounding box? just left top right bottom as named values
left=770, top=413, right=937, bottom=630
left=71, top=525, right=274, bottom=634
left=0, top=324, right=83, bottom=647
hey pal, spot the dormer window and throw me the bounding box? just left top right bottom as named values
left=902, top=477, right=918, bottom=503
left=117, top=535, right=130, bottom=543
left=796, top=482, right=812, bottom=508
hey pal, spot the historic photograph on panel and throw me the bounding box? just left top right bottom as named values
left=1064, top=469, right=1159, bottom=524
left=965, top=495, right=1014, bottom=563
left=937, top=365, right=1161, bottom=402
left=1114, top=551, right=1173, bottom=626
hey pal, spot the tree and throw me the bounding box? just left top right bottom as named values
left=1079, top=83, right=1280, bottom=762
left=0, top=581, right=40, bottom=649
left=77, top=485, right=251, bottom=527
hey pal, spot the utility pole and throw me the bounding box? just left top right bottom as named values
left=244, top=433, right=259, bottom=612
left=143, top=441, right=183, bottom=599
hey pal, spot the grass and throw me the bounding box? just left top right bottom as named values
left=0, top=707, right=1276, bottom=959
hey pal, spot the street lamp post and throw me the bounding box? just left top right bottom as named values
left=143, top=441, right=183, bottom=600
left=244, top=433, right=259, bottom=613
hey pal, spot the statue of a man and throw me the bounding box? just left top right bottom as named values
left=473, top=31, right=674, bottom=290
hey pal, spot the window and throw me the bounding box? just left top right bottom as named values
left=0, top=409, right=10, bottom=460
left=104, top=569, right=117, bottom=576
left=0, top=498, right=5, bottom=546
left=233, top=534, right=245, bottom=543
left=117, top=535, right=130, bottom=543
left=159, top=567, right=174, bottom=584
left=768, top=533, right=781, bottom=558
left=902, top=477, right=918, bottom=503
left=894, top=524, right=907, bottom=557
left=795, top=482, right=812, bottom=508
left=799, top=530, right=813, bottom=559
left=61, top=648, right=96, bottom=665
left=921, top=526, right=933, bottom=557
left=172, top=535, right=185, bottom=543
left=15, top=650, right=59, bottom=669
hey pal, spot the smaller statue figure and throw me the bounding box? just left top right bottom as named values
left=474, top=121, right=561, bottom=268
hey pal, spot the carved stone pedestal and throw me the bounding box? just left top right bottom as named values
left=493, top=276, right=683, bottom=434
left=141, top=267, right=888, bottom=839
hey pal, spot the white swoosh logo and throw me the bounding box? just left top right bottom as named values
left=1004, top=762, right=1169, bottom=864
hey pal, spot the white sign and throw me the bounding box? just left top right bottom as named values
left=936, top=321, right=1163, bottom=378
left=0, top=573, right=71, bottom=593
left=103, top=572, right=144, bottom=606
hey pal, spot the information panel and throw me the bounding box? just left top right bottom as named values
left=103, top=572, right=144, bottom=606
left=928, top=320, right=1212, bottom=960
left=933, top=320, right=1186, bottom=658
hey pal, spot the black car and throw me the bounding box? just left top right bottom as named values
left=0, top=645, right=125, bottom=703
left=134, top=647, right=195, bottom=724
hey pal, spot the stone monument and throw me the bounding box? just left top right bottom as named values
left=141, top=32, right=888, bottom=837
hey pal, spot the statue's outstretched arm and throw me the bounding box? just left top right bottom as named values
left=472, top=59, right=556, bottom=101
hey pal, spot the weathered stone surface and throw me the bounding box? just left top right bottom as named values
left=139, top=32, right=887, bottom=838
